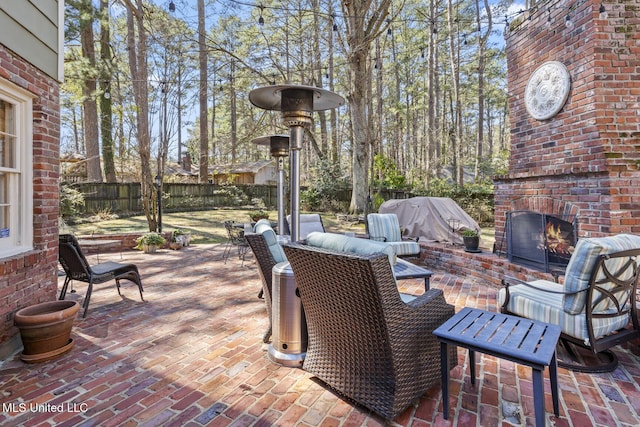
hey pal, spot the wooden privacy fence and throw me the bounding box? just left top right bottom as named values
left=65, top=183, right=358, bottom=216
left=63, top=182, right=493, bottom=221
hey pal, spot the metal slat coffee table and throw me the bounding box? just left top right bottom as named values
left=434, top=307, right=561, bottom=427
left=392, top=258, right=433, bottom=290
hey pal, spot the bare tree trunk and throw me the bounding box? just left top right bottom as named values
left=328, top=3, right=338, bottom=164
left=230, top=62, right=237, bottom=163
left=425, top=0, right=438, bottom=186
left=198, top=0, right=209, bottom=183
left=343, top=0, right=392, bottom=214
left=447, top=0, right=463, bottom=185
left=474, top=0, right=492, bottom=181
left=100, top=0, right=116, bottom=182
left=123, top=0, right=156, bottom=231
left=79, top=0, right=102, bottom=182
left=374, top=39, right=383, bottom=158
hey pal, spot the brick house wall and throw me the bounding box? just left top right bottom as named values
left=494, top=0, right=640, bottom=243
left=0, top=45, right=60, bottom=358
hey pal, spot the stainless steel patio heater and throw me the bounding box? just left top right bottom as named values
left=249, top=85, right=344, bottom=242
left=252, top=135, right=289, bottom=237
left=249, top=85, right=344, bottom=367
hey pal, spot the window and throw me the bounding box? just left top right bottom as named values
left=0, top=79, right=33, bottom=258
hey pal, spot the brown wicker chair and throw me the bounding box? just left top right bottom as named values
left=282, top=242, right=457, bottom=420
left=245, top=219, right=289, bottom=343
left=245, top=232, right=277, bottom=343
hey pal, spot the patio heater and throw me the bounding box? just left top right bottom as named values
left=252, top=135, right=289, bottom=237
left=249, top=85, right=344, bottom=367
left=249, top=85, right=344, bottom=242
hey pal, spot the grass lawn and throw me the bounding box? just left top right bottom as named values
left=66, top=208, right=495, bottom=248
left=66, top=209, right=368, bottom=245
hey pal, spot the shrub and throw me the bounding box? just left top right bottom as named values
left=60, top=184, right=85, bottom=220
left=135, top=232, right=166, bottom=249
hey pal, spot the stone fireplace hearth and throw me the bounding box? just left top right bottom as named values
left=493, top=0, right=640, bottom=246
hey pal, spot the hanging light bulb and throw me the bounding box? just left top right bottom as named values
left=565, top=14, right=574, bottom=29
left=258, top=5, right=264, bottom=26
left=386, top=19, right=392, bottom=36
left=169, top=1, right=175, bottom=12
left=546, top=9, right=552, bottom=29
left=599, top=3, right=607, bottom=19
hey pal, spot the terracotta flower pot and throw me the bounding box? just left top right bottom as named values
left=14, top=300, right=79, bottom=363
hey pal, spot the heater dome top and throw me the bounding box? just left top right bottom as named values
left=249, top=84, right=345, bottom=112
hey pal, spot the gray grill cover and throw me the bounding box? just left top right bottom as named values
left=379, top=197, right=480, bottom=245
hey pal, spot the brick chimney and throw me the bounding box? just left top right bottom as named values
left=494, top=0, right=640, bottom=244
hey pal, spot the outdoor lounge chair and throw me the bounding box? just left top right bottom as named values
left=282, top=242, right=456, bottom=420
left=500, top=234, right=640, bottom=373
left=245, top=219, right=288, bottom=343
left=286, top=213, right=325, bottom=240
left=58, top=234, right=144, bottom=318
left=366, top=213, right=420, bottom=257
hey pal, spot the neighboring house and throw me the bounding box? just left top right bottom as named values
left=211, top=160, right=276, bottom=185
left=0, top=2, right=64, bottom=359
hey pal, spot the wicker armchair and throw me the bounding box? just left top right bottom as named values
left=282, top=242, right=456, bottom=420
left=245, top=220, right=288, bottom=343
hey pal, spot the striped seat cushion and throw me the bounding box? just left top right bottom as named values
left=498, top=280, right=630, bottom=344
left=387, top=241, right=421, bottom=257
left=367, top=214, right=402, bottom=242
left=563, top=234, right=640, bottom=314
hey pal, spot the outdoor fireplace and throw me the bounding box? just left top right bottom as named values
left=506, top=211, right=577, bottom=273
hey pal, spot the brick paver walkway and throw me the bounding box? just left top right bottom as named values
left=1, top=244, right=640, bottom=426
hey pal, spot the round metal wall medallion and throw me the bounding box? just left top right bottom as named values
left=524, top=61, right=571, bottom=120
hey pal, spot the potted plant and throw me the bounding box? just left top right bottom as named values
left=14, top=300, right=80, bottom=363
left=136, top=232, right=166, bottom=253
left=248, top=198, right=270, bottom=222
left=170, top=229, right=191, bottom=249
left=462, top=229, right=481, bottom=253
left=248, top=209, right=269, bottom=222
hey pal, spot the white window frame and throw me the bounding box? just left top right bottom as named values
left=0, top=78, right=34, bottom=258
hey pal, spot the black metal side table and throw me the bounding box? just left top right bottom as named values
left=433, top=307, right=561, bottom=427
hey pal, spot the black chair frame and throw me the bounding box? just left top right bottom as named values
left=502, top=248, right=640, bottom=372
left=58, top=234, right=144, bottom=318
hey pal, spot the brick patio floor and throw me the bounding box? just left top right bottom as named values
left=1, top=244, right=640, bottom=426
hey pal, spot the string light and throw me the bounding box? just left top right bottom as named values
left=565, top=14, right=574, bottom=29
left=169, top=1, right=175, bottom=12
left=258, top=5, right=264, bottom=26
left=599, top=3, right=607, bottom=19
left=546, top=8, right=552, bottom=29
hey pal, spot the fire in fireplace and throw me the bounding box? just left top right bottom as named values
left=506, top=211, right=577, bottom=273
